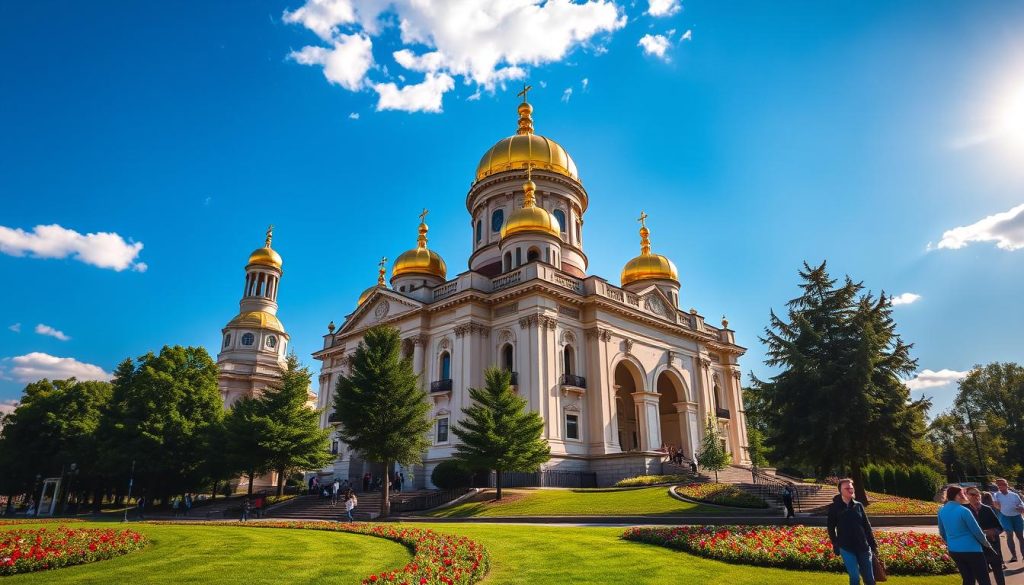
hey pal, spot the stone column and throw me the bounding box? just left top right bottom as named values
left=729, top=369, right=750, bottom=465
left=631, top=391, right=662, bottom=452
left=694, top=356, right=713, bottom=443
left=412, top=335, right=426, bottom=381
left=673, top=401, right=699, bottom=459
left=585, top=327, right=617, bottom=453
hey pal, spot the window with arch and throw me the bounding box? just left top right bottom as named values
left=527, top=246, right=540, bottom=262
left=476, top=219, right=483, bottom=243
left=491, top=209, right=504, bottom=232
left=241, top=333, right=255, bottom=346
left=563, top=345, right=575, bottom=376
left=515, top=248, right=522, bottom=266
left=553, top=209, right=566, bottom=235
left=223, top=333, right=231, bottom=347
left=501, top=343, right=514, bottom=372
left=503, top=251, right=512, bottom=272
left=266, top=335, right=277, bottom=349
left=575, top=221, right=581, bottom=242
left=439, top=351, right=451, bottom=380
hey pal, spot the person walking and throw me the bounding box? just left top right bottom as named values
left=965, top=487, right=1006, bottom=585
left=393, top=471, right=402, bottom=493
left=827, top=478, right=878, bottom=585
left=240, top=498, right=251, bottom=522
left=363, top=472, right=371, bottom=493
left=344, top=489, right=357, bottom=522
left=782, top=485, right=796, bottom=519
left=991, top=478, right=1024, bottom=563
left=331, top=479, right=340, bottom=507
left=136, top=496, right=146, bottom=520
left=171, top=495, right=181, bottom=517
left=939, top=485, right=997, bottom=585
left=184, top=493, right=192, bottom=516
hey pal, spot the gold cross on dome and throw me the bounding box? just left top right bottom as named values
left=265, top=224, right=274, bottom=247
left=378, top=256, right=387, bottom=271
left=517, top=83, right=532, bottom=103
left=637, top=211, right=648, bottom=228
left=419, top=208, right=429, bottom=223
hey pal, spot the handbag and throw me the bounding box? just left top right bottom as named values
left=872, top=554, right=888, bottom=582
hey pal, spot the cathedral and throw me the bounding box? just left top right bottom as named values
left=311, top=93, right=750, bottom=487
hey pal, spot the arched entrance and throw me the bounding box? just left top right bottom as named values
left=657, top=372, right=686, bottom=457
left=613, top=361, right=643, bottom=451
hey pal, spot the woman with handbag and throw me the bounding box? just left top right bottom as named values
left=939, top=485, right=997, bottom=585
left=965, top=488, right=1006, bottom=584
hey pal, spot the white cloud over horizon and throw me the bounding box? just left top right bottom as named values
left=638, top=33, right=671, bottom=60
left=931, top=203, right=1024, bottom=251
left=890, top=292, right=922, bottom=306
left=647, top=0, right=681, bottom=17
left=0, top=224, right=147, bottom=272
left=904, top=369, right=969, bottom=391
left=35, top=323, right=70, bottom=341
left=3, top=353, right=113, bottom=384
left=0, top=399, right=17, bottom=417
left=284, top=0, right=626, bottom=113
left=681, top=29, right=692, bottom=41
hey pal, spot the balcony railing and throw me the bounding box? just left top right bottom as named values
left=716, top=407, right=731, bottom=419
left=327, top=411, right=341, bottom=424
left=431, top=379, right=453, bottom=393
left=560, top=374, right=587, bottom=388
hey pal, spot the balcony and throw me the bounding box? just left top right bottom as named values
left=327, top=411, right=341, bottom=425
left=716, top=407, right=731, bottom=419
left=506, top=371, right=518, bottom=386
left=431, top=379, right=453, bottom=393
left=560, top=374, right=587, bottom=388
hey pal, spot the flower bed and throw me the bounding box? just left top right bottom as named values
left=864, top=492, right=940, bottom=516
left=622, top=525, right=955, bottom=575
left=0, top=526, right=146, bottom=575
left=153, top=520, right=489, bottom=585
left=674, top=483, right=768, bottom=508
left=0, top=519, right=83, bottom=526
left=614, top=475, right=692, bottom=487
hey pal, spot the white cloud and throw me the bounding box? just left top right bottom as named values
left=373, top=72, right=455, bottom=113
left=5, top=352, right=113, bottom=383
left=932, top=203, right=1024, bottom=251
left=681, top=29, right=692, bottom=41
left=349, top=112, right=360, bottom=119
left=581, top=77, right=589, bottom=90
left=35, top=324, right=70, bottom=341
left=890, top=292, right=922, bottom=306
left=904, top=369, right=969, bottom=391
left=289, top=32, right=375, bottom=91
left=0, top=224, right=146, bottom=272
left=561, top=87, right=573, bottom=102
left=647, top=0, right=681, bottom=17
left=638, top=33, right=671, bottom=59
left=8, top=323, right=20, bottom=333
left=284, top=0, right=626, bottom=113
left=0, top=399, right=17, bottom=417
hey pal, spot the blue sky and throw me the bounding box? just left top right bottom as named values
left=2, top=1, right=1023, bottom=419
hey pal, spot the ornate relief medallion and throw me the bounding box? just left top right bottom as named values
left=374, top=300, right=390, bottom=321
left=644, top=294, right=667, bottom=317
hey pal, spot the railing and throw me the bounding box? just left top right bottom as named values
left=716, top=407, right=731, bottom=419
left=430, top=379, right=453, bottom=393
left=492, top=470, right=598, bottom=489
left=327, top=412, right=341, bottom=424
left=432, top=281, right=459, bottom=300
left=560, top=374, right=586, bottom=388
left=551, top=273, right=583, bottom=293
left=750, top=467, right=799, bottom=510
left=390, top=488, right=471, bottom=514
left=491, top=269, right=522, bottom=291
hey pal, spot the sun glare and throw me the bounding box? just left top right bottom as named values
left=996, top=83, right=1024, bottom=151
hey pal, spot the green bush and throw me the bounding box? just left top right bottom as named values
left=906, top=465, right=943, bottom=501
left=883, top=467, right=896, bottom=495
left=431, top=460, right=473, bottom=489
left=867, top=466, right=884, bottom=493
left=615, top=475, right=691, bottom=487
left=894, top=468, right=910, bottom=495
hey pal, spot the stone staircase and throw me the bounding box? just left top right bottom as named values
left=266, top=490, right=436, bottom=521
left=665, top=464, right=835, bottom=514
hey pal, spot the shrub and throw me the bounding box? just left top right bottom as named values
left=883, top=467, right=896, bottom=494
left=675, top=483, right=768, bottom=508
left=615, top=475, right=691, bottom=487
left=864, top=464, right=881, bottom=492
left=905, top=465, right=943, bottom=501
left=432, top=460, right=474, bottom=489
left=894, top=468, right=910, bottom=495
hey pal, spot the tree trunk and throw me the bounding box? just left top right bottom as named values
left=495, top=469, right=503, bottom=501
left=276, top=468, right=285, bottom=497
left=851, top=462, right=868, bottom=505
left=211, top=480, right=218, bottom=501
left=380, top=460, right=391, bottom=518
left=247, top=473, right=254, bottom=496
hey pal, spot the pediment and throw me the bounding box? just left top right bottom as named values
left=337, top=290, right=422, bottom=336
left=634, top=285, right=676, bottom=321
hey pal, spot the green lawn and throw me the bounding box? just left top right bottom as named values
left=2, top=521, right=410, bottom=584
left=424, top=487, right=728, bottom=517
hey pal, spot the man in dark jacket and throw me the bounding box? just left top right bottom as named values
left=827, top=478, right=878, bottom=585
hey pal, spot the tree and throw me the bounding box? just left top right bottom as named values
left=334, top=326, right=432, bottom=518
left=748, top=261, right=929, bottom=503
left=451, top=367, right=550, bottom=500
left=954, top=363, right=1024, bottom=483
left=258, top=354, right=332, bottom=496
left=697, top=416, right=730, bottom=482
left=223, top=396, right=273, bottom=496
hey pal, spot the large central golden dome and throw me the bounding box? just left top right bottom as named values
left=475, top=102, right=579, bottom=183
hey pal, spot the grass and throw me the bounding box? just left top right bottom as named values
left=2, top=521, right=410, bottom=584
left=411, top=522, right=960, bottom=584
left=423, top=487, right=736, bottom=518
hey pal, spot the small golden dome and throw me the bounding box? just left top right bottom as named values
left=358, top=256, right=391, bottom=306
left=621, top=212, right=679, bottom=286
left=474, top=96, right=579, bottom=183
left=247, top=225, right=282, bottom=269
left=357, top=285, right=383, bottom=307
left=501, top=168, right=561, bottom=239
left=392, top=210, right=447, bottom=280
left=227, top=310, right=286, bottom=333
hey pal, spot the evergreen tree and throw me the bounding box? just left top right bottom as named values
left=451, top=367, right=550, bottom=500
left=749, top=261, right=927, bottom=502
left=258, top=354, right=332, bottom=496
left=697, top=416, right=730, bottom=482
left=954, top=363, right=1024, bottom=483
left=223, top=396, right=273, bottom=495
left=334, top=325, right=432, bottom=518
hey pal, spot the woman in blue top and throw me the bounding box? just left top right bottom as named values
left=938, top=485, right=997, bottom=585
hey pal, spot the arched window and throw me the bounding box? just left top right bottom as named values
left=491, top=209, right=504, bottom=232
left=266, top=335, right=277, bottom=349
left=502, top=344, right=514, bottom=372
left=440, top=352, right=451, bottom=380
left=553, top=209, right=566, bottom=235
left=503, top=251, right=512, bottom=272
left=223, top=333, right=231, bottom=347
left=515, top=248, right=522, bottom=266
left=527, top=247, right=540, bottom=262
left=241, top=333, right=255, bottom=346
left=563, top=345, right=575, bottom=376
left=475, top=218, right=483, bottom=243
left=575, top=221, right=581, bottom=242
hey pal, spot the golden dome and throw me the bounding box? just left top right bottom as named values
left=247, top=225, right=282, bottom=269
left=501, top=172, right=561, bottom=239
left=621, top=211, right=679, bottom=286
left=358, top=256, right=390, bottom=306
left=227, top=310, right=286, bottom=334
left=357, top=285, right=383, bottom=307
left=392, top=210, right=447, bottom=280
left=474, top=100, right=579, bottom=183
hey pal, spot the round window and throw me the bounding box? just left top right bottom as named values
left=223, top=333, right=231, bottom=347
left=267, top=335, right=277, bottom=349
left=241, top=333, right=255, bottom=346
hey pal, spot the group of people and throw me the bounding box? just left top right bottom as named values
left=661, top=444, right=699, bottom=474
left=170, top=493, right=194, bottom=517
left=827, top=476, right=1024, bottom=585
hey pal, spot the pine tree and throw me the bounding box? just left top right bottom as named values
left=223, top=396, right=273, bottom=495
left=334, top=325, right=432, bottom=518
left=451, top=367, right=550, bottom=500
left=697, top=416, right=730, bottom=482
